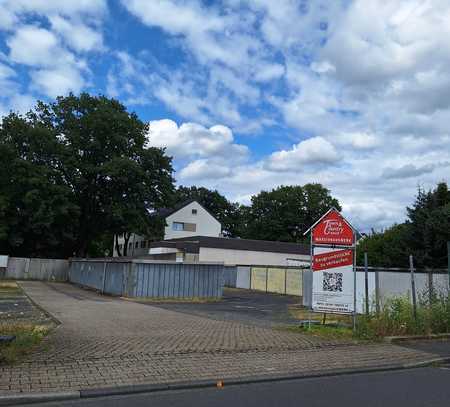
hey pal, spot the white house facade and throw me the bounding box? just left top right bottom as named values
left=164, top=201, right=221, bottom=240
left=112, top=200, right=221, bottom=257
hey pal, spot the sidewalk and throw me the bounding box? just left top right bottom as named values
left=0, top=282, right=442, bottom=395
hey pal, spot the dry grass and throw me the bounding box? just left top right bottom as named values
left=288, top=305, right=353, bottom=325
left=0, top=323, right=50, bottom=365
left=0, top=281, right=18, bottom=289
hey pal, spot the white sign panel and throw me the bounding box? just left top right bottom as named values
left=0, top=255, right=8, bottom=268
left=312, top=247, right=354, bottom=314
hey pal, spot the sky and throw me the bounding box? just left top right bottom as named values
left=1, top=0, right=450, bottom=232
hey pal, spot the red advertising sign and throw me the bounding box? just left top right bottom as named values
left=312, top=209, right=354, bottom=246
left=312, top=249, right=353, bottom=271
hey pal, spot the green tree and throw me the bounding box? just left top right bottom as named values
left=242, top=184, right=341, bottom=242
left=0, top=113, right=79, bottom=257
left=0, top=94, right=175, bottom=257
left=174, top=186, right=243, bottom=237
left=358, top=182, right=450, bottom=268
left=356, top=224, right=412, bottom=267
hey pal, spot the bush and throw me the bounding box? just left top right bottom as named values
left=355, top=291, right=450, bottom=340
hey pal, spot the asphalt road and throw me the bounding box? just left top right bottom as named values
left=147, top=288, right=302, bottom=327
left=31, top=364, right=450, bottom=407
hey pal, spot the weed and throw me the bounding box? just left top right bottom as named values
left=0, top=323, right=50, bottom=365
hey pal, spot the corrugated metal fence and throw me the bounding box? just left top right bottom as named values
left=1, top=257, right=69, bottom=281
left=70, top=259, right=224, bottom=298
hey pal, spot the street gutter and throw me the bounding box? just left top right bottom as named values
left=1, top=356, right=450, bottom=406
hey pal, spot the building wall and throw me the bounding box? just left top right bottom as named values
left=164, top=201, right=221, bottom=240
left=198, top=247, right=310, bottom=266
left=113, top=233, right=149, bottom=257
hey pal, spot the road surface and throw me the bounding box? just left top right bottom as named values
left=31, top=363, right=450, bottom=407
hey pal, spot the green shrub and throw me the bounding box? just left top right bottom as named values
left=355, top=291, right=450, bottom=340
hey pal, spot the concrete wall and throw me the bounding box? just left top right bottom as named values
left=199, top=247, right=309, bottom=266
left=165, top=201, right=221, bottom=240
left=69, top=259, right=224, bottom=298
left=1, top=257, right=69, bottom=281
left=236, top=266, right=304, bottom=296
left=302, top=268, right=450, bottom=313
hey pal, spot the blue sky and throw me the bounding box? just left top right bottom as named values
left=1, top=0, right=450, bottom=231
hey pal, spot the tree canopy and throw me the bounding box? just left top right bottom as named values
left=0, top=94, right=174, bottom=257
left=241, top=184, right=341, bottom=242
left=357, top=182, right=450, bottom=268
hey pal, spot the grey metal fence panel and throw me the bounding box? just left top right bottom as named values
left=433, top=274, right=450, bottom=295
left=3, top=257, right=69, bottom=281
left=302, top=270, right=313, bottom=307
left=103, top=262, right=126, bottom=296
left=223, top=266, right=237, bottom=287
left=69, top=260, right=225, bottom=298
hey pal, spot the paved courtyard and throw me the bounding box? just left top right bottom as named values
left=0, top=282, right=443, bottom=395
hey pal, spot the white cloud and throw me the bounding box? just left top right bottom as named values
left=179, top=159, right=232, bottom=180
left=49, top=16, right=104, bottom=52
left=0, top=0, right=106, bottom=100
left=147, top=119, right=248, bottom=162
left=253, top=63, right=285, bottom=82
left=266, top=137, right=340, bottom=172
left=7, top=26, right=60, bottom=66
left=334, top=132, right=381, bottom=150
left=31, top=66, right=85, bottom=98
left=147, top=119, right=249, bottom=182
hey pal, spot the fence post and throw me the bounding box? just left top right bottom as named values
left=375, top=268, right=380, bottom=314
left=284, top=268, right=287, bottom=295
left=427, top=267, right=434, bottom=305
left=364, top=252, right=369, bottom=315
left=409, top=255, right=417, bottom=321
left=101, top=261, right=107, bottom=294
left=447, top=241, right=450, bottom=289
left=265, top=267, right=268, bottom=293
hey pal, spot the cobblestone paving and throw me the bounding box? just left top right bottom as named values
left=0, top=282, right=439, bottom=394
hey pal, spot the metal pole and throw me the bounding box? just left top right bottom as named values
left=352, top=247, right=357, bottom=331
left=375, top=267, right=380, bottom=315
left=364, top=252, right=369, bottom=315
left=309, top=233, right=313, bottom=330
left=447, top=241, right=450, bottom=289
left=409, top=255, right=417, bottom=321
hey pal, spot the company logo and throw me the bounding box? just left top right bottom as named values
left=312, top=209, right=354, bottom=246
left=323, top=220, right=344, bottom=235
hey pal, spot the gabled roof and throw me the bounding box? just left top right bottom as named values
left=156, top=199, right=220, bottom=224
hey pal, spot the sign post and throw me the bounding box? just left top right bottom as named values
left=304, top=208, right=358, bottom=323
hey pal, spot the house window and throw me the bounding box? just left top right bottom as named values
left=140, top=240, right=147, bottom=248
left=135, top=241, right=139, bottom=248
left=173, top=222, right=184, bottom=231
left=192, top=209, right=197, bottom=215
left=128, top=242, right=132, bottom=250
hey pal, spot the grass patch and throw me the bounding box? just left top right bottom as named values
left=289, top=305, right=353, bottom=325
left=0, top=323, right=50, bottom=365
left=284, top=324, right=354, bottom=340
left=0, top=281, right=18, bottom=289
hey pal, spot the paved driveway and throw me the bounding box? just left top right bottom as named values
left=0, top=282, right=441, bottom=395
left=148, top=288, right=302, bottom=328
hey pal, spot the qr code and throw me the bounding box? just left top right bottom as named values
left=323, top=272, right=343, bottom=292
